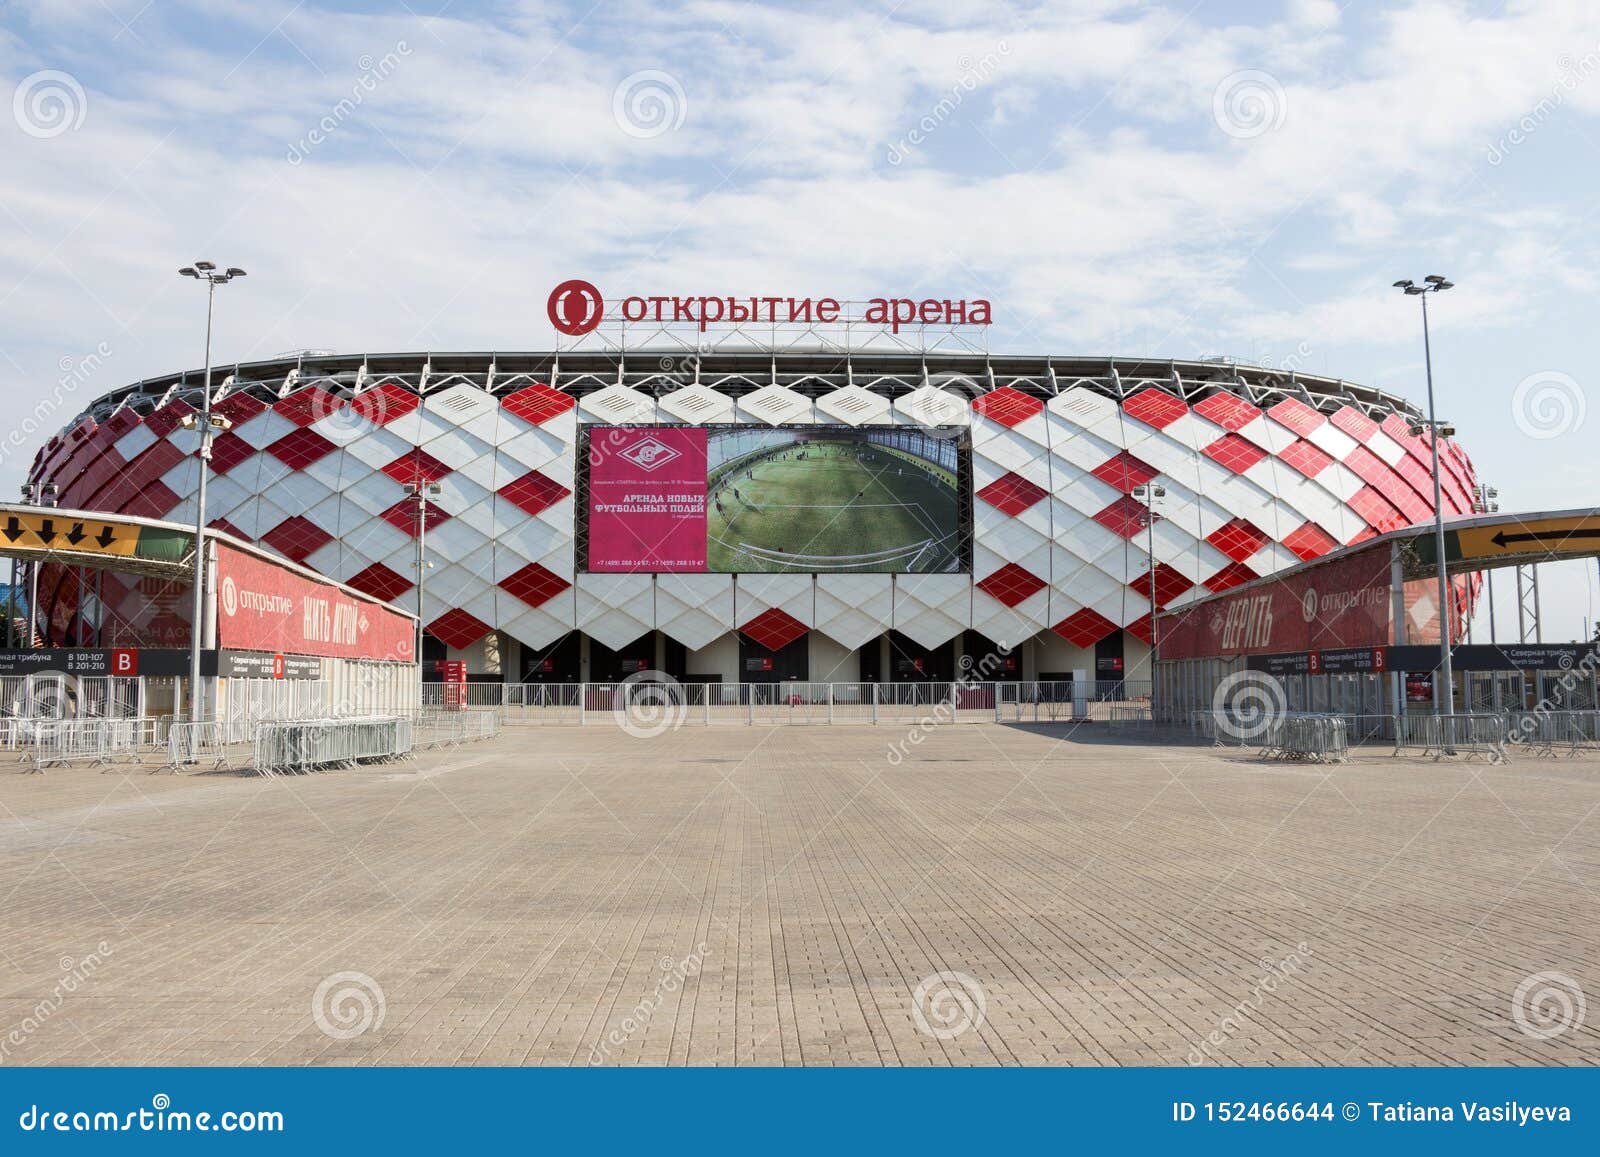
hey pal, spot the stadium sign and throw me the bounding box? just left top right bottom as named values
left=548, top=279, right=993, bottom=336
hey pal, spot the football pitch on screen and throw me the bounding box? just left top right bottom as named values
left=706, top=440, right=961, bottom=573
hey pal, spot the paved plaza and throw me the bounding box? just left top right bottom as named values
left=1, top=723, right=1597, bottom=1066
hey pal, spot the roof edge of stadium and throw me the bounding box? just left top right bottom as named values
left=70, top=349, right=1426, bottom=424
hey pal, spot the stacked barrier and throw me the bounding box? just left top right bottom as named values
left=1259, top=714, right=1349, bottom=763
left=252, top=716, right=414, bottom=775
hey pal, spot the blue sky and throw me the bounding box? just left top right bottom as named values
left=3, top=0, right=1599, bottom=637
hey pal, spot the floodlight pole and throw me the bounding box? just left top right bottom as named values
left=186, top=276, right=216, bottom=723
left=1418, top=289, right=1454, bottom=716
left=178, top=261, right=246, bottom=724
left=1134, top=483, right=1166, bottom=709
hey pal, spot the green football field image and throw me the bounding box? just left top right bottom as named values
left=706, top=440, right=961, bottom=573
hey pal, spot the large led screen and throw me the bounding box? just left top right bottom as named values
left=584, top=425, right=969, bottom=574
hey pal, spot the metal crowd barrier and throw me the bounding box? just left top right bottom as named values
left=410, top=708, right=503, bottom=749
left=165, top=722, right=237, bottom=772
left=252, top=716, right=415, bottom=776
left=29, top=718, right=161, bottom=772
left=1506, top=709, right=1600, bottom=758
left=1397, top=712, right=1509, bottom=763
left=1259, top=714, right=1349, bottom=763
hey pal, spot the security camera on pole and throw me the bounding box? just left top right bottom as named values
left=177, top=261, right=246, bottom=725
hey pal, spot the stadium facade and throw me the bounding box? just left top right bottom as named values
left=24, top=351, right=1479, bottom=686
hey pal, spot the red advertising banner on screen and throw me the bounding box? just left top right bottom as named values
left=216, top=545, right=415, bottom=661
left=1158, top=542, right=1423, bottom=660
left=587, top=427, right=708, bottom=572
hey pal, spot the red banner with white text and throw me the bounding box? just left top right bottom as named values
left=215, top=545, right=414, bottom=661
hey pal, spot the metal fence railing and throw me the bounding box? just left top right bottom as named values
left=460, top=680, right=1153, bottom=726
left=252, top=717, right=415, bottom=776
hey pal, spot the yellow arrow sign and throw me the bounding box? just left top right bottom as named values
left=0, top=513, right=140, bottom=557
left=1455, top=514, right=1600, bottom=562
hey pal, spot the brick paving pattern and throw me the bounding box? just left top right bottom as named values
left=0, top=725, right=1597, bottom=1066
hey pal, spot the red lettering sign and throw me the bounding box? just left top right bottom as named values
left=111, top=648, right=137, bottom=676
left=552, top=283, right=992, bottom=333
left=215, top=545, right=415, bottom=661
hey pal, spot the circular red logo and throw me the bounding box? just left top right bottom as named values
left=548, top=279, right=604, bottom=336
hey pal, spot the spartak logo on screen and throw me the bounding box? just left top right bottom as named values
left=618, top=434, right=681, bottom=472
left=548, top=278, right=604, bottom=336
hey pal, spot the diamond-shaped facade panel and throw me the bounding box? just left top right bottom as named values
left=498, top=562, right=572, bottom=608
left=500, top=382, right=575, bottom=426
left=381, top=449, right=454, bottom=485
left=970, top=386, right=1042, bottom=428
left=1089, top=450, right=1159, bottom=494
left=260, top=515, right=334, bottom=564
left=345, top=562, right=414, bottom=603
left=975, top=472, right=1047, bottom=516
left=740, top=607, right=809, bottom=651
left=498, top=471, right=571, bottom=517
left=975, top=563, right=1046, bottom=608
left=428, top=607, right=492, bottom=650
left=1051, top=607, right=1117, bottom=648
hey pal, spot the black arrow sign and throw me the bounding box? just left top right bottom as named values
left=2, top=517, right=22, bottom=543
left=1491, top=528, right=1600, bottom=549
left=65, top=522, right=87, bottom=545
left=36, top=519, right=55, bottom=544
left=95, top=526, right=117, bottom=548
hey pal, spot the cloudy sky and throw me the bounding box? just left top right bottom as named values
left=3, top=0, right=1599, bottom=637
